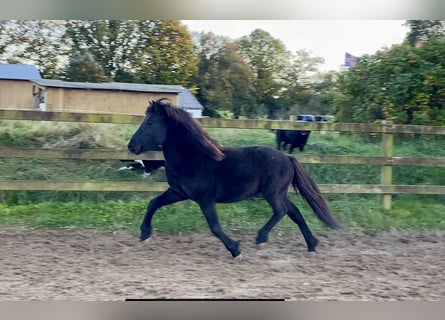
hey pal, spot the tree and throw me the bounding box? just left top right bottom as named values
left=333, top=38, right=445, bottom=125
left=0, top=20, right=68, bottom=78
left=64, top=20, right=199, bottom=87
left=313, top=71, right=342, bottom=116
left=239, top=29, right=291, bottom=118
left=404, top=20, right=445, bottom=46
left=194, top=32, right=256, bottom=117
left=133, top=20, right=199, bottom=87
left=0, top=21, right=6, bottom=56
left=194, top=30, right=326, bottom=119
left=278, top=49, right=325, bottom=118
left=62, top=51, right=109, bottom=82
left=65, top=20, right=141, bottom=81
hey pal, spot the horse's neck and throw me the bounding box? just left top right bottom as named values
left=162, top=136, right=197, bottom=169
left=162, top=130, right=217, bottom=172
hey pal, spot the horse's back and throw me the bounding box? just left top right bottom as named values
left=213, top=146, right=294, bottom=202
left=224, top=145, right=290, bottom=166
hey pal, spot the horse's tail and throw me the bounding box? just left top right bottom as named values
left=288, top=155, right=341, bottom=229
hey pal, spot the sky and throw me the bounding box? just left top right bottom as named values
left=182, top=20, right=409, bottom=71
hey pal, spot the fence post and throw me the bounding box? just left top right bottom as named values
left=381, top=121, right=394, bottom=209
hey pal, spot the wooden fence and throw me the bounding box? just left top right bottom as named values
left=1, top=109, right=445, bottom=209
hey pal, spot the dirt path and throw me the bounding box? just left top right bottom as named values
left=1, top=226, right=444, bottom=300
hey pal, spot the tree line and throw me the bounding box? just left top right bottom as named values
left=1, top=20, right=444, bottom=125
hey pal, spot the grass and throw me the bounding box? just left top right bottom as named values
left=0, top=120, right=444, bottom=233
left=1, top=195, right=444, bottom=233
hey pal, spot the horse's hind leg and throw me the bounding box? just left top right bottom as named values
left=255, top=194, right=287, bottom=246
left=198, top=200, right=241, bottom=259
left=285, top=199, right=319, bottom=251
left=140, top=188, right=187, bottom=241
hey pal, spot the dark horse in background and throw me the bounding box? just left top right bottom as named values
left=276, top=129, right=311, bottom=153
left=128, top=99, right=340, bottom=260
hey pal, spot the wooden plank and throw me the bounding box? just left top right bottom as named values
left=0, top=109, right=144, bottom=124
left=381, top=127, right=394, bottom=209
left=388, top=157, right=445, bottom=166
left=1, top=148, right=445, bottom=166
left=199, top=118, right=387, bottom=132
left=0, top=180, right=444, bottom=194
left=0, top=148, right=164, bottom=160
left=199, top=118, right=445, bottom=135
left=318, top=184, right=445, bottom=195
left=1, top=109, right=444, bottom=135
left=297, top=155, right=445, bottom=166
left=0, top=181, right=168, bottom=192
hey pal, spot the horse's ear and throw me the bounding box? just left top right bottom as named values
left=157, top=98, right=171, bottom=106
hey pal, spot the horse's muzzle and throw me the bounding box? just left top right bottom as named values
left=128, top=141, right=141, bottom=155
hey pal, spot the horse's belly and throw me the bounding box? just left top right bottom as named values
left=215, top=179, right=261, bottom=203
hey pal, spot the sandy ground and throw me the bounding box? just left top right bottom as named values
left=1, top=226, right=444, bottom=301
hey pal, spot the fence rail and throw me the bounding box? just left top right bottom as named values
left=1, top=109, right=444, bottom=209
left=1, top=148, right=445, bottom=166
left=2, top=109, right=445, bottom=134
left=1, top=181, right=444, bottom=195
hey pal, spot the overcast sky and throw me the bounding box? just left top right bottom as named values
left=182, top=20, right=409, bottom=71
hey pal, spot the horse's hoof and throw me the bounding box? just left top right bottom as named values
left=140, top=232, right=151, bottom=242
left=308, top=237, right=319, bottom=252
left=256, top=243, right=267, bottom=250
left=304, top=251, right=317, bottom=258
left=233, top=254, right=243, bottom=262
left=140, top=227, right=152, bottom=242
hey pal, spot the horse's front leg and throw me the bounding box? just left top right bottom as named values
left=140, top=188, right=188, bottom=241
left=197, top=200, right=241, bottom=259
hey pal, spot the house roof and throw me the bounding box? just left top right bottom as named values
left=0, top=63, right=42, bottom=80
left=32, top=79, right=182, bottom=94
left=177, top=88, right=202, bottom=110
left=32, top=79, right=203, bottom=110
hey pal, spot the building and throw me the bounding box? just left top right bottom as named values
left=0, top=64, right=203, bottom=117
left=31, top=79, right=203, bottom=117
left=176, top=86, right=204, bottom=118
left=0, top=63, right=42, bottom=109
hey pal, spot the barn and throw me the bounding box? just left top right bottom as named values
left=0, top=63, right=42, bottom=109
left=0, top=64, right=203, bottom=117
left=30, top=79, right=204, bottom=117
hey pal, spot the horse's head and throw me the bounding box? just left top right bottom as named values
left=128, top=99, right=169, bottom=155
left=129, top=98, right=225, bottom=161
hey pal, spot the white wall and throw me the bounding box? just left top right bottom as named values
left=186, top=109, right=202, bottom=118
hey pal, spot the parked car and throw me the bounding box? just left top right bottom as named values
left=315, top=115, right=333, bottom=122
left=297, top=114, right=315, bottom=122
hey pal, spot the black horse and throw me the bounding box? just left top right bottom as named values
left=128, top=99, right=340, bottom=259
left=276, top=129, right=311, bottom=153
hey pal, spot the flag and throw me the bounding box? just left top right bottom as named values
left=345, top=52, right=358, bottom=67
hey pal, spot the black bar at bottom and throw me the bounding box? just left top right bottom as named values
left=125, top=298, right=285, bottom=301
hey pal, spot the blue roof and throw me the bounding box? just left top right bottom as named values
left=0, top=63, right=42, bottom=80
left=178, top=88, right=202, bottom=110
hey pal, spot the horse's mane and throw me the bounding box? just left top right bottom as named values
left=147, top=98, right=225, bottom=161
